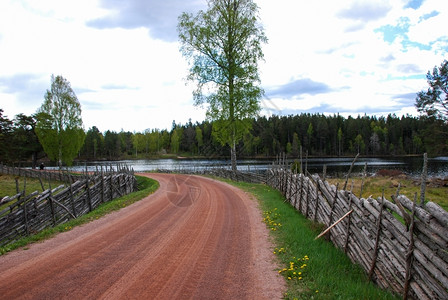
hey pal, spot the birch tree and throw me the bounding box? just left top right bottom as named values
left=178, top=0, right=267, bottom=171
left=35, top=75, right=85, bottom=167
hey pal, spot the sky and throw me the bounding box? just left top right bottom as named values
left=0, top=0, right=447, bottom=133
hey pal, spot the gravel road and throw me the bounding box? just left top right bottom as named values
left=0, top=173, right=285, bottom=299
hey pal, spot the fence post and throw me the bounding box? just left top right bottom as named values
left=313, top=181, right=320, bottom=222
left=293, top=174, right=299, bottom=209
left=22, top=178, right=30, bottom=235
left=109, top=174, right=114, bottom=201
left=69, top=176, right=77, bottom=218
left=288, top=171, right=292, bottom=202
left=344, top=189, right=354, bottom=253
left=48, top=182, right=56, bottom=226
left=368, top=190, right=385, bottom=280
left=304, top=178, right=310, bottom=218
left=298, top=175, right=304, bottom=212
left=420, top=153, right=428, bottom=206
left=343, top=153, right=359, bottom=190
left=119, top=175, right=123, bottom=196
left=101, top=168, right=105, bottom=203
left=327, top=183, right=339, bottom=240
left=403, top=193, right=417, bottom=300
left=86, top=179, right=93, bottom=212
left=360, top=162, right=368, bottom=199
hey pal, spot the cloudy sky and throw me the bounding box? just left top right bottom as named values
left=0, top=0, right=446, bottom=132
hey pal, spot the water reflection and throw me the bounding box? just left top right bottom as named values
left=47, top=156, right=448, bottom=178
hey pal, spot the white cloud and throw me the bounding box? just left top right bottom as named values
left=0, top=0, right=446, bottom=132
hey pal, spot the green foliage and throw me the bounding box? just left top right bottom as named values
left=35, top=75, right=85, bottom=167
left=195, top=126, right=203, bottom=154
left=82, top=113, right=448, bottom=159
left=81, top=126, right=104, bottom=159
left=0, top=109, right=14, bottom=162
left=171, top=127, right=182, bottom=154
left=178, top=0, right=267, bottom=169
left=9, top=111, right=448, bottom=161
left=11, top=114, right=42, bottom=166
left=416, top=60, right=448, bottom=121
left=291, top=160, right=301, bottom=173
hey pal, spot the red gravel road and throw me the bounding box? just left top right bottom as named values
left=0, top=173, right=285, bottom=299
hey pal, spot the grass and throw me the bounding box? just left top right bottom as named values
left=0, top=175, right=158, bottom=255
left=327, top=175, right=448, bottom=211
left=229, top=180, right=400, bottom=300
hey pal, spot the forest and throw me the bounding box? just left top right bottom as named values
left=1, top=108, right=447, bottom=166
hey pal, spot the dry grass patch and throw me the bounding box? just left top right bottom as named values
left=327, top=174, right=448, bottom=211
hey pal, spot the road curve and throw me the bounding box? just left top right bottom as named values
left=0, top=174, right=284, bottom=299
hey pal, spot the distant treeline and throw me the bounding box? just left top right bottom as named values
left=80, top=113, right=448, bottom=159
left=1, top=110, right=447, bottom=165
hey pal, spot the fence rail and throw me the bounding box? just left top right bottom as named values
left=266, top=164, right=448, bottom=299
left=0, top=165, right=137, bottom=247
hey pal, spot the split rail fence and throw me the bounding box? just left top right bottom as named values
left=0, top=165, right=137, bottom=247
left=267, top=164, right=448, bottom=299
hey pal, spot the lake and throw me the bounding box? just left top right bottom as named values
left=54, top=155, right=448, bottom=178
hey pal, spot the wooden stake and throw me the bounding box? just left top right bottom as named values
left=315, top=209, right=353, bottom=240
left=343, top=153, right=359, bottom=190
left=368, top=189, right=385, bottom=280
left=420, top=153, right=428, bottom=206
left=360, top=162, right=367, bottom=199
left=327, top=182, right=339, bottom=240
left=403, top=193, right=417, bottom=300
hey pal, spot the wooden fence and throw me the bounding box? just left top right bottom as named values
left=266, top=165, right=448, bottom=299
left=0, top=164, right=79, bottom=183
left=0, top=165, right=137, bottom=247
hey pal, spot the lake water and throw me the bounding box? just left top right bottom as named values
left=56, top=156, right=448, bottom=178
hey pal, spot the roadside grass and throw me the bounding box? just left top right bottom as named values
left=0, top=175, right=158, bottom=255
left=327, top=176, right=448, bottom=211
left=230, top=181, right=399, bottom=300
